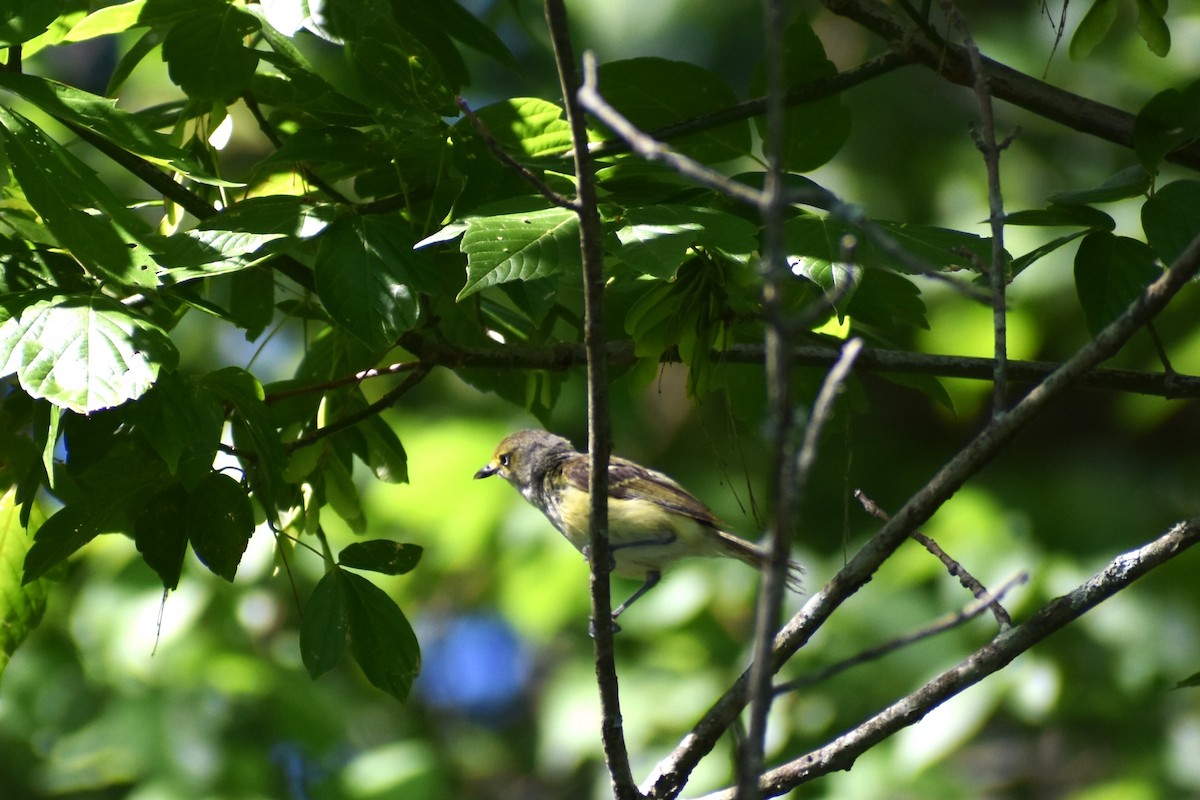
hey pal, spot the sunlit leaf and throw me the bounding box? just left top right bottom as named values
left=0, top=487, right=48, bottom=680
left=456, top=207, right=580, bottom=300
left=0, top=296, right=178, bottom=414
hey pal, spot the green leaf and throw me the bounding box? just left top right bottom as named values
left=0, top=296, right=178, bottom=414
left=341, top=569, right=421, bottom=702
left=301, top=569, right=350, bottom=679
left=596, top=58, right=750, bottom=163
left=1142, top=180, right=1200, bottom=266
left=1133, top=81, right=1200, bottom=172
left=0, top=73, right=190, bottom=166
left=1135, top=0, right=1170, bottom=56
left=468, top=98, right=573, bottom=158
left=873, top=222, right=1000, bottom=273
left=64, top=0, right=147, bottom=41
left=1176, top=670, right=1200, bottom=690
left=615, top=205, right=759, bottom=278
left=399, top=0, right=517, bottom=69
left=1011, top=230, right=1091, bottom=277
left=456, top=207, right=581, bottom=300
left=0, top=0, right=64, bottom=45
left=844, top=268, right=929, bottom=334
left=349, top=31, right=456, bottom=115
left=315, top=214, right=424, bottom=350
left=322, top=456, right=364, bottom=530
left=133, top=485, right=190, bottom=591
left=161, top=5, right=261, bottom=102
left=1069, top=0, right=1118, bottom=60
left=133, top=371, right=224, bottom=486
left=1049, top=165, right=1153, bottom=205
left=1004, top=204, right=1115, bottom=230
left=200, top=367, right=286, bottom=512
left=0, top=108, right=160, bottom=287
left=229, top=266, right=275, bottom=340
left=0, top=487, right=48, bottom=681
left=339, top=540, right=423, bottom=575
left=360, top=416, right=409, bottom=484
left=625, top=280, right=684, bottom=358
left=794, top=259, right=861, bottom=319
left=750, top=20, right=851, bottom=171
left=186, top=472, right=254, bottom=582
left=1074, top=232, right=1161, bottom=336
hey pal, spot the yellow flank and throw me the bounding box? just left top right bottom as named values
left=555, top=483, right=728, bottom=578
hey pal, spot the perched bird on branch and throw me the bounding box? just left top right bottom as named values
left=475, top=429, right=804, bottom=626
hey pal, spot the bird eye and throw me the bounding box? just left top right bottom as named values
left=499, top=453, right=511, bottom=467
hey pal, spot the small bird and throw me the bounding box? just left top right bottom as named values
left=474, top=429, right=803, bottom=625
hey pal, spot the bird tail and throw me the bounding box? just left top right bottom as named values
left=715, top=530, right=805, bottom=592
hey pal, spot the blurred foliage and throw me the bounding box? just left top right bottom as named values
left=1, top=1, right=1200, bottom=799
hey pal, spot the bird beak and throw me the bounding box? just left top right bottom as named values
left=474, top=464, right=497, bottom=480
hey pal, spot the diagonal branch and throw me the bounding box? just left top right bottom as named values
left=699, top=516, right=1200, bottom=799
left=643, top=229, right=1200, bottom=799
left=822, top=0, right=1200, bottom=171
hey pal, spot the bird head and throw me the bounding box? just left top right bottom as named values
left=474, top=429, right=577, bottom=493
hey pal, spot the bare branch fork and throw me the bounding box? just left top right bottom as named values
left=855, top=489, right=1013, bottom=629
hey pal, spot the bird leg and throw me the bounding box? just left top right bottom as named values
left=612, top=570, right=661, bottom=621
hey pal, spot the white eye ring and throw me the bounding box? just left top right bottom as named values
left=499, top=453, right=511, bottom=467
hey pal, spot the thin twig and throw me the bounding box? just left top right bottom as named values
left=455, top=96, right=580, bottom=211
left=642, top=230, right=1200, bottom=799
left=696, top=517, right=1200, bottom=798
left=283, top=363, right=431, bottom=453
left=820, top=0, right=1200, bottom=172
left=576, top=66, right=765, bottom=208
left=773, top=571, right=1028, bottom=695
left=264, top=361, right=422, bottom=404
left=938, top=0, right=1010, bottom=416
left=545, top=6, right=639, bottom=800
left=855, top=489, right=1012, bottom=629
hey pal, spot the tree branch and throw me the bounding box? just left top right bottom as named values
left=937, top=0, right=1011, bottom=416
left=822, top=0, right=1200, bottom=171
left=643, top=229, right=1200, bottom=799
left=398, top=335, right=1200, bottom=400
left=545, top=4, right=639, bottom=799
left=772, top=571, right=1027, bottom=696
left=740, top=0, right=803, bottom=790
left=700, top=516, right=1200, bottom=798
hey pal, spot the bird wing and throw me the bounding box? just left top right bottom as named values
left=560, top=455, right=722, bottom=528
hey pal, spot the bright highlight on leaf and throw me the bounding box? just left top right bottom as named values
left=0, top=296, right=178, bottom=413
